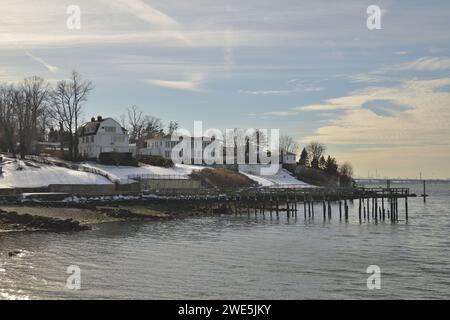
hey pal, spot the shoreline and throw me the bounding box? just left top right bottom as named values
left=0, top=202, right=199, bottom=234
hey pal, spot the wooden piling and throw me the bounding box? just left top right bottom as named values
left=405, top=197, right=408, bottom=221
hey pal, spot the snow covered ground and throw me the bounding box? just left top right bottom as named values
left=240, top=169, right=312, bottom=187
left=0, top=158, right=111, bottom=188
left=80, top=162, right=206, bottom=183
left=0, top=155, right=311, bottom=189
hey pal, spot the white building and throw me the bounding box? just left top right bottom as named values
left=281, top=151, right=297, bottom=164
left=78, top=116, right=134, bottom=159
left=141, top=135, right=217, bottom=162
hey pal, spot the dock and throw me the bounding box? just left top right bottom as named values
left=148, top=186, right=411, bottom=223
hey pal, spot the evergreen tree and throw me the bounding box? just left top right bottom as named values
left=319, top=156, right=326, bottom=170
left=311, top=156, right=319, bottom=169
left=325, top=156, right=338, bottom=175
left=299, top=147, right=309, bottom=166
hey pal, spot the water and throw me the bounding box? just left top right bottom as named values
left=1, top=182, right=449, bottom=299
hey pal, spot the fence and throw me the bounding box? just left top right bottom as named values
left=128, top=174, right=189, bottom=181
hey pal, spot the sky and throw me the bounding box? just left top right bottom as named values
left=1, top=0, right=450, bottom=179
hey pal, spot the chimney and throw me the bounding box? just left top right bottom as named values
left=91, top=117, right=95, bottom=122
left=97, top=116, right=103, bottom=122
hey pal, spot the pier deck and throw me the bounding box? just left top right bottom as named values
left=148, top=186, right=410, bottom=223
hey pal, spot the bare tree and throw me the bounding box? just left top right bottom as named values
left=50, top=70, right=93, bottom=160
left=127, top=105, right=145, bottom=146
left=11, top=85, right=31, bottom=158
left=0, top=84, right=17, bottom=153
left=125, top=105, right=163, bottom=150
left=168, top=121, right=179, bottom=135
left=22, top=76, right=50, bottom=142
left=339, top=162, right=354, bottom=187
left=306, top=141, right=326, bottom=160
left=280, top=135, right=299, bottom=153
left=339, top=162, right=354, bottom=177
left=143, top=115, right=163, bottom=139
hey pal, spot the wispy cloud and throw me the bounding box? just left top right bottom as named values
left=398, top=56, right=450, bottom=71
left=145, top=73, right=205, bottom=91
left=25, top=52, right=59, bottom=73
left=301, top=78, right=450, bottom=146
left=349, top=56, right=450, bottom=84
left=98, top=0, right=190, bottom=43
left=240, top=90, right=290, bottom=96
left=262, top=111, right=298, bottom=117
left=99, top=0, right=179, bottom=28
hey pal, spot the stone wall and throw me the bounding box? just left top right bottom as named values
left=48, top=184, right=117, bottom=196
left=141, top=179, right=201, bottom=190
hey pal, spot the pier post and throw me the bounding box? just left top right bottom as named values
left=367, top=198, right=370, bottom=218
left=328, top=201, right=332, bottom=220
left=423, top=180, right=427, bottom=203
left=276, top=196, right=279, bottom=217
left=323, top=199, right=326, bottom=220
left=303, top=196, right=307, bottom=219
left=308, top=200, right=311, bottom=218
left=344, top=199, right=348, bottom=221
left=358, top=198, right=361, bottom=221
left=405, top=197, right=408, bottom=221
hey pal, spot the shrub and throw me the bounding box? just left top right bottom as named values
left=98, top=152, right=138, bottom=166
left=138, top=155, right=174, bottom=168
left=190, top=168, right=257, bottom=188
left=295, top=166, right=337, bottom=187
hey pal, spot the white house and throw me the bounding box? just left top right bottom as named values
left=78, top=116, right=134, bottom=159
left=281, top=151, right=297, bottom=164
left=141, top=134, right=218, bottom=162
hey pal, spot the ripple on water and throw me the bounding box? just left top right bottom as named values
left=0, top=183, right=449, bottom=299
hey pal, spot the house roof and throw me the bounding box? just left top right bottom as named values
left=78, top=117, right=127, bottom=137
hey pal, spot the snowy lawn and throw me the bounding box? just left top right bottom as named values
left=80, top=162, right=207, bottom=183
left=0, top=158, right=111, bottom=188
left=240, top=169, right=312, bottom=187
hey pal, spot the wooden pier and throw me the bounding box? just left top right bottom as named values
left=148, top=186, right=410, bottom=223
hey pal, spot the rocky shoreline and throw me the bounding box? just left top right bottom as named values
left=0, top=209, right=90, bottom=232
left=0, top=202, right=189, bottom=233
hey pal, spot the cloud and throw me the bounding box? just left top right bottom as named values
left=262, top=111, right=298, bottom=117
left=25, top=52, right=59, bottom=73
left=398, top=56, right=450, bottom=71
left=240, top=90, right=290, bottom=96
left=301, top=78, right=450, bottom=146
left=99, top=0, right=179, bottom=28
left=146, top=73, right=205, bottom=91
left=98, top=0, right=190, bottom=43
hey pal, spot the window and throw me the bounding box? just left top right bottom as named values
left=91, top=136, right=94, bottom=143
left=113, top=135, right=124, bottom=143
left=105, top=126, right=116, bottom=133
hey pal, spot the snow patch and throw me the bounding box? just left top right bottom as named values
left=0, top=158, right=111, bottom=188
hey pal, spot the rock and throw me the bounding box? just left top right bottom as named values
left=8, top=250, right=22, bottom=257
left=0, top=210, right=90, bottom=232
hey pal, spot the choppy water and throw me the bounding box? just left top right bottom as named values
left=1, top=182, right=449, bottom=299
